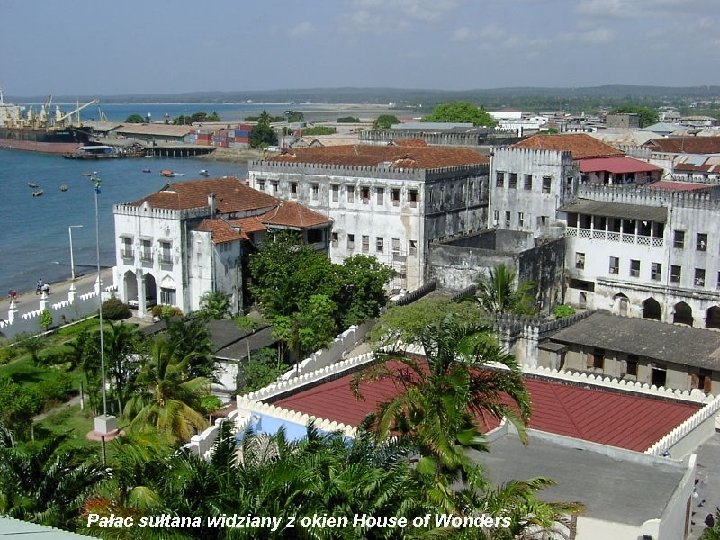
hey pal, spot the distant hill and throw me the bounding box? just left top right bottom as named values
left=11, top=85, right=720, bottom=112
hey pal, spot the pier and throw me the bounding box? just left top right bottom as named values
left=143, top=145, right=216, bottom=158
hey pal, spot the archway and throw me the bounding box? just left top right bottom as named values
left=123, top=270, right=138, bottom=304
left=707, top=306, right=720, bottom=329
left=642, top=297, right=661, bottom=320
left=673, top=301, right=693, bottom=326
left=143, top=274, right=158, bottom=308
left=614, top=292, right=629, bottom=316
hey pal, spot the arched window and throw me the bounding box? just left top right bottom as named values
left=673, top=301, right=693, bottom=326
left=643, top=298, right=661, bottom=321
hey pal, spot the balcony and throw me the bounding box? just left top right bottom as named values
left=565, top=227, right=663, bottom=247
left=120, top=249, right=134, bottom=260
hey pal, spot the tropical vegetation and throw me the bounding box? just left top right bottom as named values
left=249, top=111, right=279, bottom=148
left=476, top=264, right=537, bottom=316
left=372, top=114, right=400, bottom=129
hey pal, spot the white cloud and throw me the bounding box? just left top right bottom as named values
left=340, top=0, right=462, bottom=33
left=288, top=21, right=315, bottom=38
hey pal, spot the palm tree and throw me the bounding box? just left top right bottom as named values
left=105, top=321, right=141, bottom=413
left=355, top=314, right=531, bottom=511
left=123, top=338, right=209, bottom=444
left=0, top=424, right=108, bottom=531
left=476, top=264, right=537, bottom=315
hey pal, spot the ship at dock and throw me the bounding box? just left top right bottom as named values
left=0, top=89, right=98, bottom=154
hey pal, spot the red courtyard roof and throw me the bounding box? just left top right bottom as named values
left=648, top=181, right=712, bottom=191
left=579, top=156, right=662, bottom=174
left=272, top=363, right=700, bottom=452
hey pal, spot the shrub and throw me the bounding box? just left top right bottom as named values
left=39, top=309, right=53, bottom=331
left=553, top=304, right=576, bottom=318
left=102, top=298, right=132, bottom=320
left=152, top=305, right=183, bottom=319
left=199, top=395, right=223, bottom=414
left=337, top=116, right=360, bottom=123
left=38, top=345, right=74, bottom=366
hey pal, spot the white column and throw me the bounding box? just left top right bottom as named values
left=7, top=299, right=17, bottom=324
left=39, top=291, right=48, bottom=311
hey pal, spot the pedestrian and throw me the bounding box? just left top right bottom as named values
left=36, top=279, right=43, bottom=295
left=706, top=513, right=715, bottom=528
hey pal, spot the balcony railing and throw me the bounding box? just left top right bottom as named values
left=565, top=227, right=663, bottom=247
left=121, top=249, right=134, bottom=259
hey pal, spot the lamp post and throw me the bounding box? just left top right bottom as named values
left=68, top=224, right=84, bottom=277
left=86, top=173, right=118, bottom=464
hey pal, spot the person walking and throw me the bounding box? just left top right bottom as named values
left=36, top=279, right=43, bottom=295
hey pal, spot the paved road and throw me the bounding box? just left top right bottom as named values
left=1, top=268, right=113, bottom=320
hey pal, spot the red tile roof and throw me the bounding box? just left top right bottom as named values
left=129, top=177, right=278, bottom=213
left=512, top=134, right=624, bottom=159
left=268, top=145, right=488, bottom=168
left=258, top=201, right=332, bottom=229
left=648, top=181, right=712, bottom=191
left=644, top=137, right=720, bottom=154
left=673, top=162, right=720, bottom=174
left=196, top=219, right=245, bottom=244
left=272, top=361, right=700, bottom=452
left=579, top=156, right=662, bottom=174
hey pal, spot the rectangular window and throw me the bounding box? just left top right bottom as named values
left=518, top=212, right=524, bottom=228
left=290, top=182, right=298, bottom=199
left=627, top=355, right=638, bottom=376
left=695, top=268, right=706, bottom=287
left=160, top=241, right=172, bottom=265
left=651, top=262, right=661, bottom=281
left=362, top=235, right=369, bottom=253
left=257, top=179, right=266, bottom=191
left=408, top=189, right=418, bottom=207
left=670, top=265, right=681, bottom=283
left=588, top=347, right=605, bottom=369
left=493, top=210, right=500, bottom=225
left=409, top=239, right=418, bottom=256
left=346, top=185, right=355, bottom=203
left=697, top=233, right=707, bottom=251
left=331, top=184, right=339, bottom=202
left=508, top=173, right=517, bottom=189
left=346, top=233, right=355, bottom=251
left=376, top=187, right=384, bottom=205
left=496, top=172, right=505, bottom=188
left=271, top=180, right=278, bottom=193
left=140, top=239, right=152, bottom=262
left=609, top=256, right=619, bottom=274
left=630, top=259, right=640, bottom=277
left=311, top=183, right=319, bottom=200
left=673, top=230, right=685, bottom=248
left=160, top=287, right=176, bottom=306
left=391, top=237, right=401, bottom=254
left=542, top=176, right=552, bottom=194
left=575, top=252, right=585, bottom=269
left=524, top=174, right=533, bottom=191
left=307, top=229, right=322, bottom=244
left=391, top=188, right=400, bottom=206
left=505, top=211, right=511, bottom=228
left=376, top=237, right=384, bottom=253
left=121, top=237, right=133, bottom=259
left=361, top=186, right=370, bottom=204
left=331, top=232, right=338, bottom=247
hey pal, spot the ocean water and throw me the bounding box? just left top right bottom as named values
left=0, top=148, right=248, bottom=295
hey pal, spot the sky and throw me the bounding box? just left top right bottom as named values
left=1, top=0, right=718, bottom=96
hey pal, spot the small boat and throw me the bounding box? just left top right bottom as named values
left=142, top=168, right=151, bottom=173
left=199, top=169, right=210, bottom=177
left=32, top=190, right=44, bottom=197
left=59, top=184, right=68, bottom=192
left=28, top=182, right=39, bottom=188
left=160, top=169, right=184, bottom=178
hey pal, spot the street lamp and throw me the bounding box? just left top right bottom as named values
left=86, top=173, right=118, bottom=463
left=68, top=225, right=84, bottom=281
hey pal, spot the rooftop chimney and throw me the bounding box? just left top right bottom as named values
left=208, top=193, right=216, bottom=216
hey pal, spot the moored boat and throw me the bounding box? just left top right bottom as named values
left=32, top=189, right=44, bottom=197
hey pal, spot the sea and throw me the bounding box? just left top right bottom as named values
left=0, top=102, right=309, bottom=296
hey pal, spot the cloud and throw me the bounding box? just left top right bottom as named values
left=340, top=0, right=461, bottom=33
left=576, top=0, right=718, bottom=19
left=288, top=21, right=314, bottom=38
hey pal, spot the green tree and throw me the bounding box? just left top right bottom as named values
left=337, top=116, right=360, bottom=123
left=285, top=110, right=304, bottom=122
left=372, top=114, right=400, bottom=129
left=236, top=347, right=288, bottom=394
left=249, top=111, right=279, bottom=148
left=301, top=126, right=336, bottom=135
left=123, top=338, right=209, bottom=444
left=610, top=104, right=659, bottom=127
left=0, top=377, right=40, bottom=437
left=163, top=316, right=215, bottom=381
left=198, top=291, right=231, bottom=320
left=39, top=310, right=52, bottom=331
left=476, top=264, right=537, bottom=316
left=125, top=114, right=145, bottom=123
left=356, top=315, right=531, bottom=505
left=0, top=427, right=108, bottom=531
left=423, top=101, right=497, bottom=127
left=105, top=321, right=141, bottom=414
left=338, top=254, right=395, bottom=327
